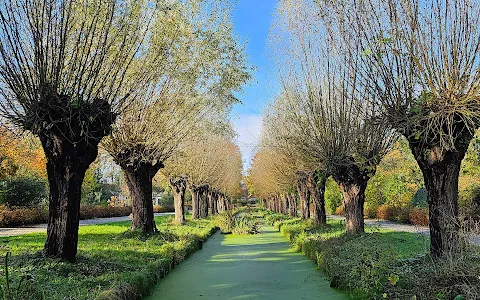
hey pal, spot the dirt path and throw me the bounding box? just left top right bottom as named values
left=0, top=212, right=175, bottom=237
left=144, top=226, right=344, bottom=300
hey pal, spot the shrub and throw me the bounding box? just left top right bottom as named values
left=0, top=205, right=131, bottom=227
left=0, top=206, right=47, bottom=227
left=325, top=178, right=343, bottom=214
left=392, top=206, right=411, bottom=223
left=156, top=193, right=174, bottom=206
left=153, top=204, right=174, bottom=213
left=376, top=204, right=413, bottom=223
left=0, top=178, right=47, bottom=208
left=79, top=205, right=131, bottom=219
left=364, top=202, right=378, bottom=219
left=408, top=207, right=429, bottom=226
left=412, top=188, right=428, bottom=208
left=214, top=211, right=236, bottom=233
left=232, top=215, right=258, bottom=234
left=265, top=213, right=288, bottom=226
left=376, top=204, right=395, bottom=221
left=334, top=204, right=344, bottom=216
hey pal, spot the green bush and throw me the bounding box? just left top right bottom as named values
left=157, top=194, right=174, bottom=206
left=215, top=210, right=259, bottom=235
left=232, top=215, right=258, bottom=235
left=265, top=213, right=288, bottom=226
left=0, top=178, right=47, bottom=208
left=412, top=188, right=428, bottom=208
left=325, top=178, right=342, bottom=214
left=215, top=211, right=236, bottom=233
left=364, top=202, right=378, bottom=219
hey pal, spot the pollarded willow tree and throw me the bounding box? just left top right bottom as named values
left=0, top=0, right=149, bottom=261
left=264, top=94, right=333, bottom=223
left=212, top=140, right=244, bottom=211
left=163, top=132, right=243, bottom=224
left=103, top=0, right=251, bottom=232
left=248, top=147, right=298, bottom=217
left=271, top=0, right=395, bottom=234
left=163, top=127, right=228, bottom=223
left=182, top=131, right=235, bottom=219
left=320, top=0, right=480, bottom=257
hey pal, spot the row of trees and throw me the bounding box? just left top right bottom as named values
left=249, top=0, right=480, bottom=259
left=0, top=0, right=250, bottom=261
left=163, top=133, right=243, bottom=225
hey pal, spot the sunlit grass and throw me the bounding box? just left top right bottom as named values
left=276, top=217, right=480, bottom=299
left=0, top=215, right=217, bottom=299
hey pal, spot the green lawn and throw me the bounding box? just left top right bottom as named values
left=275, top=217, right=480, bottom=299
left=0, top=215, right=217, bottom=300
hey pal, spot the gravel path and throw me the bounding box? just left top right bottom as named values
left=328, top=215, right=480, bottom=245
left=0, top=212, right=175, bottom=237
left=144, top=226, right=345, bottom=300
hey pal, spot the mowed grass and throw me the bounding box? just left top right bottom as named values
left=0, top=215, right=217, bottom=299
left=275, top=217, right=480, bottom=299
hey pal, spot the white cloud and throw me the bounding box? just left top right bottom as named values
left=233, top=114, right=263, bottom=171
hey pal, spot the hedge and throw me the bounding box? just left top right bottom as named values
left=0, top=205, right=132, bottom=227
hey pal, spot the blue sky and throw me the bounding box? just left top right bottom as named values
left=231, top=0, right=279, bottom=171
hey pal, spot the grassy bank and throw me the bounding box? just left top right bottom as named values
left=0, top=215, right=217, bottom=299
left=274, top=216, right=480, bottom=300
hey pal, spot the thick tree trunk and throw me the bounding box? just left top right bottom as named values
left=122, top=162, right=162, bottom=234
left=306, top=173, right=327, bottom=225
left=280, top=195, right=287, bottom=214
left=170, top=178, right=187, bottom=225
left=208, top=189, right=215, bottom=216
left=222, top=194, right=226, bottom=212
left=213, top=191, right=219, bottom=214
left=409, top=138, right=471, bottom=258
left=199, top=187, right=208, bottom=218
left=188, top=184, right=200, bottom=219
left=218, top=194, right=226, bottom=213
left=225, top=198, right=230, bottom=211
left=38, top=98, right=114, bottom=262
left=288, top=193, right=297, bottom=218
left=337, top=179, right=368, bottom=234
left=296, top=175, right=310, bottom=220
left=41, top=137, right=97, bottom=262
left=217, top=194, right=222, bottom=213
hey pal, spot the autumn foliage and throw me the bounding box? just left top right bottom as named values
left=0, top=126, right=46, bottom=179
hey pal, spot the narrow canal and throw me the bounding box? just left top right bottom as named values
left=145, top=226, right=344, bottom=300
